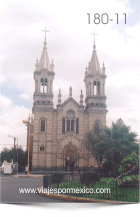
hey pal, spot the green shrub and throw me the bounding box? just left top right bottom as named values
left=51, top=172, right=65, bottom=184
left=119, top=153, right=139, bottom=175
left=80, top=171, right=100, bottom=187
left=118, top=178, right=139, bottom=188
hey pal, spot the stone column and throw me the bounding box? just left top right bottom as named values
left=47, top=80, right=50, bottom=93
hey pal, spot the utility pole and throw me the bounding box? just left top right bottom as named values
left=8, top=135, right=17, bottom=164
left=14, top=137, right=16, bottom=164
left=17, top=138, right=18, bottom=174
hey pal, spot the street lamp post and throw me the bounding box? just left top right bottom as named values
left=23, top=120, right=30, bottom=176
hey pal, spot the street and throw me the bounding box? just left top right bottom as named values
left=0, top=174, right=67, bottom=203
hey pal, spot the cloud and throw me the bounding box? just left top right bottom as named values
left=0, top=94, right=31, bottom=151
left=0, top=0, right=140, bottom=149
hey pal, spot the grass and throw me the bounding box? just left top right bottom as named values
left=50, top=176, right=139, bottom=202
left=100, top=175, right=139, bottom=182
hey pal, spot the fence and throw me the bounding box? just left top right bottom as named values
left=46, top=176, right=139, bottom=202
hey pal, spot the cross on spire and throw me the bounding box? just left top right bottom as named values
left=91, top=31, right=97, bottom=42
left=91, top=31, right=97, bottom=50
left=42, top=27, right=49, bottom=46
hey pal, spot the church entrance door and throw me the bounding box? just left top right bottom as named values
left=62, top=144, right=79, bottom=171
left=65, top=158, right=75, bottom=171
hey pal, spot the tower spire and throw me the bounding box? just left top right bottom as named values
left=85, top=31, right=101, bottom=74
left=38, top=27, right=51, bottom=71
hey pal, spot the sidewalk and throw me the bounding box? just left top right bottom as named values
left=10, top=171, right=80, bottom=179
left=10, top=171, right=43, bottom=178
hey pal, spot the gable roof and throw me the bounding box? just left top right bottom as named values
left=62, top=97, right=80, bottom=108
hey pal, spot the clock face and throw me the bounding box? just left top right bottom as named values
left=67, top=110, right=74, bottom=119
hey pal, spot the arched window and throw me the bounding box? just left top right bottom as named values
left=41, top=78, right=44, bottom=84
left=50, top=81, right=52, bottom=93
left=76, top=118, right=79, bottom=134
left=103, top=83, right=105, bottom=95
left=93, top=81, right=97, bottom=95
left=95, top=122, right=100, bottom=135
left=62, top=118, right=65, bottom=133
left=67, top=120, right=70, bottom=131
left=40, top=78, right=48, bottom=93
left=97, top=81, right=100, bottom=95
left=40, top=146, right=44, bottom=151
left=44, top=78, right=47, bottom=93
left=40, top=78, right=44, bottom=93
left=41, top=120, right=45, bottom=132
left=71, top=120, right=74, bottom=131
left=89, top=83, right=91, bottom=94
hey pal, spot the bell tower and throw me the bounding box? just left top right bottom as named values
left=84, top=32, right=107, bottom=130
left=33, top=28, right=55, bottom=112
left=32, top=29, right=55, bottom=171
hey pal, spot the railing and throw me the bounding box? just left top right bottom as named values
left=45, top=176, right=139, bottom=202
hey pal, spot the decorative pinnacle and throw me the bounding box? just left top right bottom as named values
left=102, top=62, right=106, bottom=73
left=58, top=88, right=62, bottom=104
left=80, top=89, right=84, bottom=105
left=69, top=86, right=72, bottom=98
left=35, top=58, right=39, bottom=68
left=102, top=62, right=105, bottom=68
left=50, top=59, right=54, bottom=72
left=58, top=88, right=62, bottom=97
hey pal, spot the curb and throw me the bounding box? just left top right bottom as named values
left=10, top=175, right=43, bottom=178
left=37, top=186, right=134, bottom=203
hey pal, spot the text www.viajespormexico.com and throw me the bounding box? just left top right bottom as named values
left=19, top=187, right=111, bottom=195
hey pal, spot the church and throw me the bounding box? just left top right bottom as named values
left=29, top=31, right=107, bottom=171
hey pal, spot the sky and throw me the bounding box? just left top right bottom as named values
left=0, top=0, right=140, bottom=151
left=0, top=0, right=140, bottom=216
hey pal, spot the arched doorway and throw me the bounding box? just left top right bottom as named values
left=62, top=144, right=79, bottom=171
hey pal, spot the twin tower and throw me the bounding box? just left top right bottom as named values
left=31, top=32, right=107, bottom=171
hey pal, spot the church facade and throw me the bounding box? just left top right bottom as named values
left=31, top=35, right=107, bottom=171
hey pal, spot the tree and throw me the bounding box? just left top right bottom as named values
left=82, top=130, right=106, bottom=177
left=1, top=146, right=28, bottom=172
left=102, top=119, right=139, bottom=173
left=119, top=152, right=139, bottom=176
left=83, top=119, right=139, bottom=176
